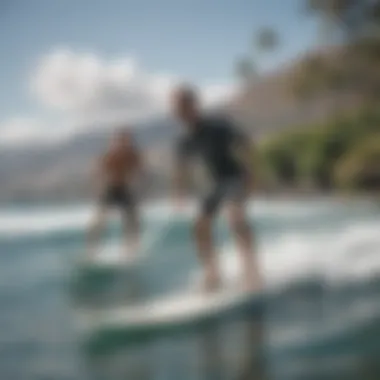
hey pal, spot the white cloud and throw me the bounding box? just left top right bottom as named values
left=30, top=48, right=180, bottom=122
left=31, top=48, right=236, bottom=119
left=202, top=83, right=238, bottom=107
left=1, top=48, right=236, bottom=147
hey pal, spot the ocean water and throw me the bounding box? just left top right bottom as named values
left=0, top=197, right=380, bottom=380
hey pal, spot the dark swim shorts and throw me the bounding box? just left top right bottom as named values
left=100, top=185, right=136, bottom=212
left=200, top=175, right=248, bottom=216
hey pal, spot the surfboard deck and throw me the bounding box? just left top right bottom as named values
left=76, top=285, right=265, bottom=350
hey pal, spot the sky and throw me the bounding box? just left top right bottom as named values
left=0, top=0, right=319, bottom=146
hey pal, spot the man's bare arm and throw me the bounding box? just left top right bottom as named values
left=92, top=156, right=107, bottom=197
left=172, top=138, right=192, bottom=207
left=173, top=160, right=190, bottom=206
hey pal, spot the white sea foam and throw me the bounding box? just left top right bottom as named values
left=1, top=198, right=379, bottom=287
left=0, top=205, right=93, bottom=237
left=0, top=197, right=354, bottom=238
left=189, top=216, right=380, bottom=288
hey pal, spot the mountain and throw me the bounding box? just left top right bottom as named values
left=0, top=117, right=178, bottom=202
left=227, top=50, right=362, bottom=138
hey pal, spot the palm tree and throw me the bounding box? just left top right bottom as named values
left=234, top=27, right=279, bottom=86
left=303, top=0, right=380, bottom=104
left=255, top=27, right=279, bottom=54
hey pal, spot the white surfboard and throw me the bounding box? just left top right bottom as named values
left=75, top=239, right=263, bottom=341
left=76, top=285, right=264, bottom=339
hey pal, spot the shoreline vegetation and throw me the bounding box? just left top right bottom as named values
left=255, top=106, right=380, bottom=197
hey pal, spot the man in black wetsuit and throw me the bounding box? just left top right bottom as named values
left=171, top=85, right=260, bottom=291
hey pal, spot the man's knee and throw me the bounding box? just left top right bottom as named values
left=194, top=215, right=213, bottom=238
left=124, top=210, right=138, bottom=229
left=92, top=210, right=106, bottom=228
left=228, top=206, right=250, bottom=235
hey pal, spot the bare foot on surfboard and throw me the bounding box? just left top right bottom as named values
left=201, top=272, right=222, bottom=294
left=122, top=239, right=140, bottom=263
left=241, top=273, right=261, bottom=293
left=85, top=246, right=98, bottom=263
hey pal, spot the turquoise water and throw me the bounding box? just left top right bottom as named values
left=0, top=198, right=380, bottom=379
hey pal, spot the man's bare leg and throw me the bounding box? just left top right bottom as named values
left=122, top=206, right=140, bottom=258
left=194, top=215, right=220, bottom=292
left=227, top=203, right=261, bottom=291
left=87, top=207, right=107, bottom=259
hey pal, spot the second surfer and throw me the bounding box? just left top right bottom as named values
left=87, top=129, right=143, bottom=259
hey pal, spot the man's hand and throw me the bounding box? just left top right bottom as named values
left=173, top=160, right=189, bottom=212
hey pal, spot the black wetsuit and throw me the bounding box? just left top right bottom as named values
left=176, top=116, right=249, bottom=215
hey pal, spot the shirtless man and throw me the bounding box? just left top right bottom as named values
left=171, top=85, right=260, bottom=291
left=87, top=129, right=142, bottom=258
